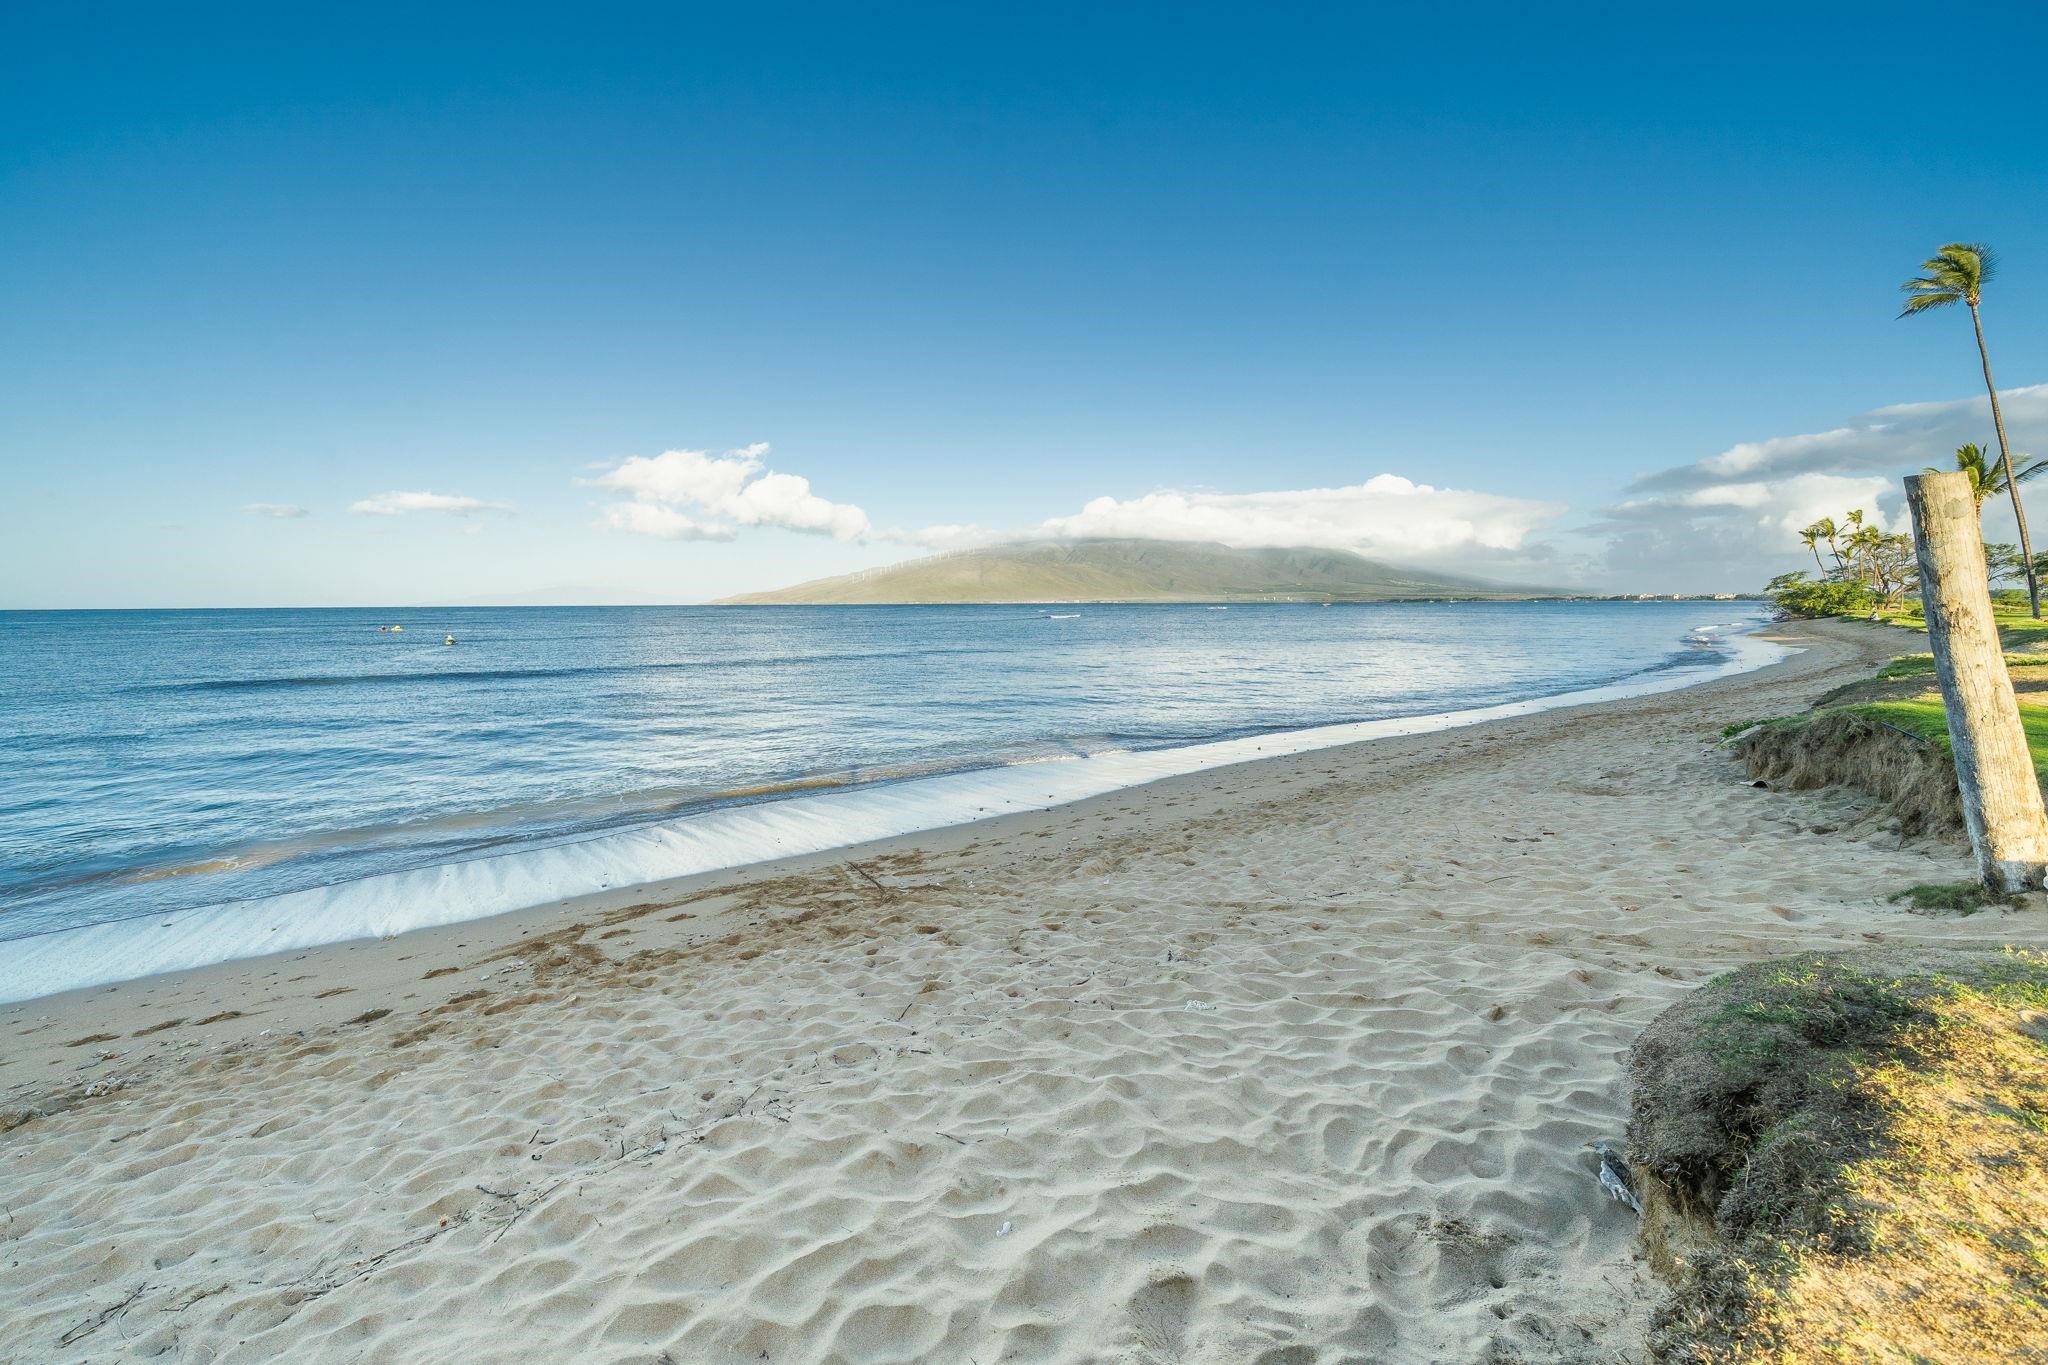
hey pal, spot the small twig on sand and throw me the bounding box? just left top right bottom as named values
left=298, top=1224, right=455, bottom=1302
left=58, top=1281, right=148, bottom=1346
left=485, top=1177, right=569, bottom=1246
left=163, top=1283, right=230, bottom=1314
left=894, top=1001, right=915, bottom=1023
left=848, top=862, right=890, bottom=895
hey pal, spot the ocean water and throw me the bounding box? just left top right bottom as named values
left=0, top=602, right=1774, bottom=998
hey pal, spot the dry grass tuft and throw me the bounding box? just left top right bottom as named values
left=1629, top=947, right=2048, bottom=1363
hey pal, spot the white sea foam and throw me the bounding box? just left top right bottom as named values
left=0, top=627, right=1790, bottom=1004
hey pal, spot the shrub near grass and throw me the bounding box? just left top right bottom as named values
left=1628, top=948, right=2048, bottom=1363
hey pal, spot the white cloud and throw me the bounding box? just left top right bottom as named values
left=1024, top=475, right=1564, bottom=561
left=595, top=444, right=767, bottom=507
left=241, top=502, right=309, bottom=519
left=592, top=444, right=869, bottom=542
left=1588, top=386, right=2048, bottom=588
left=725, top=471, right=870, bottom=540
left=1616, top=472, right=1893, bottom=528
left=1632, top=383, right=2048, bottom=496
left=601, top=502, right=737, bottom=541
left=878, top=522, right=1003, bottom=551
left=860, top=476, right=1575, bottom=587
left=582, top=388, right=2048, bottom=594
left=351, top=490, right=511, bottom=516
left=1595, top=472, right=1898, bottom=590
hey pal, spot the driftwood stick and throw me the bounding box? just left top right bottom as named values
left=58, top=1281, right=149, bottom=1346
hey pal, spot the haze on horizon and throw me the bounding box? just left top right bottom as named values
left=6, top=4, right=2048, bottom=609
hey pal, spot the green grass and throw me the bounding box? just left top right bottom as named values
left=1876, top=597, right=2048, bottom=652
left=1873, top=651, right=2045, bottom=679
left=1887, top=881, right=2022, bottom=914
left=1818, top=600, right=2048, bottom=772
left=1834, top=697, right=2048, bottom=782
left=1872, top=652, right=1933, bottom=678
left=1747, top=612, right=2048, bottom=840
left=1874, top=605, right=1925, bottom=632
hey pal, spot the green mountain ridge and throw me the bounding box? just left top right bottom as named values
left=716, top=538, right=1541, bottom=604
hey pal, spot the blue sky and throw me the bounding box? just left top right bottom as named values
left=7, top=3, right=2048, bottom=605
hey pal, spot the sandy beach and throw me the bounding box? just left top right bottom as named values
left=5, top=617, right=2042, bottom=1364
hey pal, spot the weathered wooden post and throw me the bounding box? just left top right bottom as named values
left=1903, top=469, right=2048, bottom=890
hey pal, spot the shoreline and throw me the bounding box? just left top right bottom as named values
left=0, top=618, right=1778, bottom=1006
left=9, top=617, right=2045, bottom=1363
left=0, top=621, right=1844, bottom=1049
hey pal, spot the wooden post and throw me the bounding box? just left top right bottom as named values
left=1904, top=470, right=2048, bottom=890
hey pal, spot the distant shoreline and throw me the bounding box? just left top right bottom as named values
left=709, top=594, right=1765, bottom=606
left=3, top=595, right=1768, bottom=612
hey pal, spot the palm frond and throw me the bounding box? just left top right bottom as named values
left=1900, top=242, right=1991, bottom=313
left=1946, top=241, right=1996, bottom=285
left=1898, top=287, right=1961, bottom=317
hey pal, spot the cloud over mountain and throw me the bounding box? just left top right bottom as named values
left=594, top=384, right=2048, bottom=594
left=1032, top=476, right=1566, bottom=562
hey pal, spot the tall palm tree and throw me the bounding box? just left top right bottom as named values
left=1799, top=522, right=1827, bottom=573
left=1806, top=515, right=1842, bottom=572
left=1846, top=523, right=1881, bottom=585
left=1838, top=509, right=1871, bottom=583
left=1901, top=242, right=2039, bottom=616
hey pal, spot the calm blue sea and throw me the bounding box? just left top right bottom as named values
left=0, top=601, right=1758, bottom=946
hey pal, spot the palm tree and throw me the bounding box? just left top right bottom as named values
left=1928, top=441, right=2048, bottom=510
left=1901, top=243, right=2039, bottom=616
left=1799, top=522, right=1827, bottom=573
left=1947, top=441, right=1998, bottom=504
left=1806, top=515, right=1842, bottom=572
left=1846, top=523, right=1882, bottom=586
